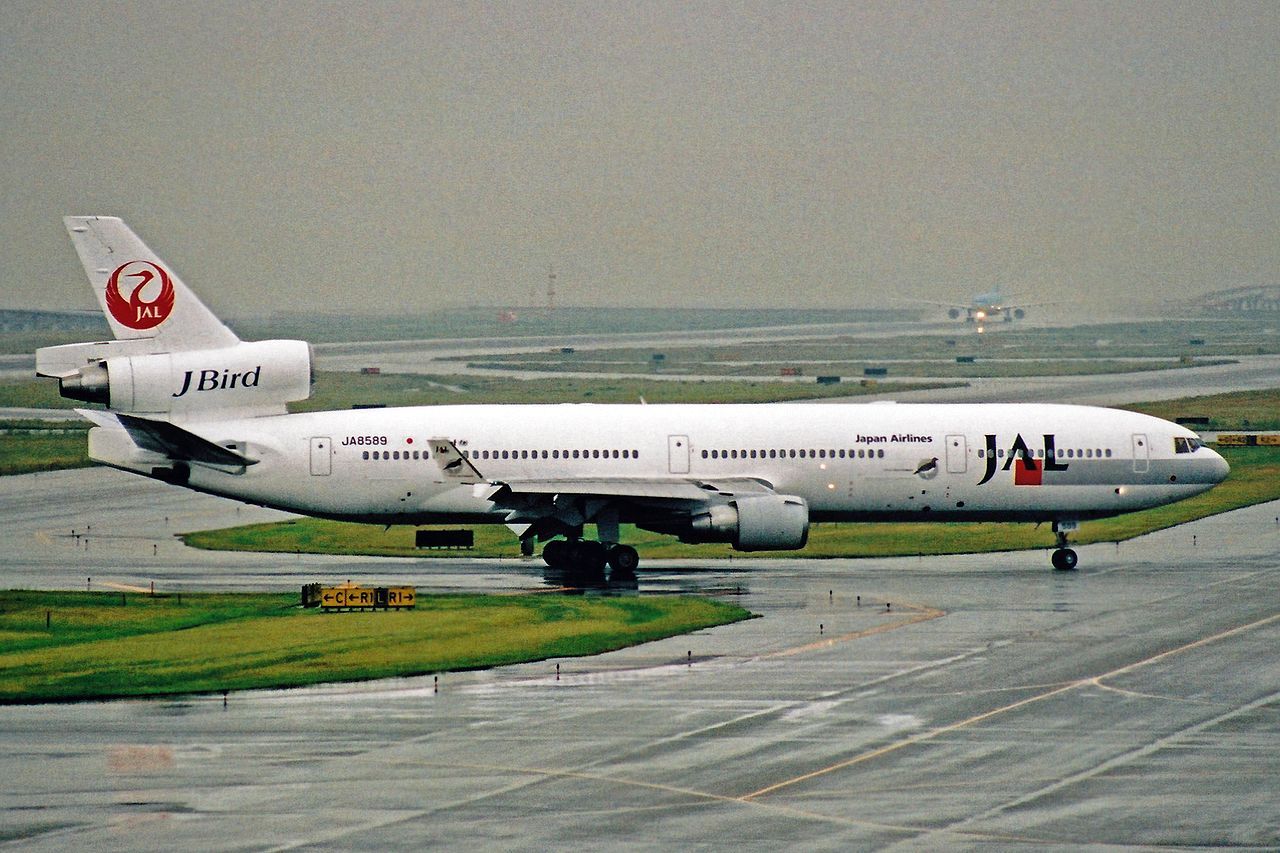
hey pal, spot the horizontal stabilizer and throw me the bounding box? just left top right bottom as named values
left=78, top=409, right=256, bottom=467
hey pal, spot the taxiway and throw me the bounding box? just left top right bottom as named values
left=0, top=468, right=1277, bottom=849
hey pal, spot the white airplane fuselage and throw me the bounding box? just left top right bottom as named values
left=92, top=402, right=1227, bottom=527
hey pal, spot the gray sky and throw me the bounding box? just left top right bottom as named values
left=3, top=1, right=1277, bottom=315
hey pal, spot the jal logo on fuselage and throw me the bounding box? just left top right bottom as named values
left=173, top=367, right=261, bottom=398
left=977, top=434, right=1069, bottom=486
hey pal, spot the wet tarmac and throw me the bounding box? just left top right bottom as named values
left=2, top=469, right=1278, bottom=849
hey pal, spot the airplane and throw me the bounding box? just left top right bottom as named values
left=37, top=217, right=1229, bottom=575
left=905, top=285, right=1051, bottom=331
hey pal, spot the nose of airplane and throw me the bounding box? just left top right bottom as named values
left=1206, top=447, right=1230, bottom=483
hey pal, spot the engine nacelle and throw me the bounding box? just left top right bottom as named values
left=45, top=339, right=313, bottom=416
left=686, top=495, right=810, bottom=552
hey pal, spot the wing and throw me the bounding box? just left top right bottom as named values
left=426, top=437, right=781, bottom=542
left=490, top=476, right=774, bottom=503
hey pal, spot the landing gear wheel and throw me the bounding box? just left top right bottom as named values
left=1051, top=548, right=1078, bottom=571
left=607, top=544, right=640, bottom=576
left=542, top=539, right=569, bottom=569
left=567, top=539, right=608, bottom=573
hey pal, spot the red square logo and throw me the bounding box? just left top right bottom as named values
left=1014, top=457, right=1042, bottom=486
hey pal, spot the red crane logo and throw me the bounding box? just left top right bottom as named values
left=105, top=261, right=175, bottom=330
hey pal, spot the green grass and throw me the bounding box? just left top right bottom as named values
left=184, top=446, right=1280, bottom=561
left=0, top=590, right=751, bottom=703
left=1124, top=388, right=1280, bottom=432
left=0, top=422, right=91, bottom=475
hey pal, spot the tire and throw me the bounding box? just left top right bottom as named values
left=1051, top=548, right=1079, bottom=571
left=542, top=539, right=569, bottom=568
left=565, top=539, right=605, bottom=571
left=607, top=544, right=640, bottom=574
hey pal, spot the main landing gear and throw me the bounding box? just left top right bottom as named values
left=1051, top=521, right=1078, bottom=571
left=542, top=538, right=639, bottom=578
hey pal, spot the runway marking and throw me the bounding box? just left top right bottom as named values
left=376, top=759, right=1049, bottom=846
left=738, top=610, right=1280, bottom=803
left=1088, top=680, right=1229, bottom=706
left=927, top=684, right=1280, bottom=843
left=758, top=600, right=946, bottom=660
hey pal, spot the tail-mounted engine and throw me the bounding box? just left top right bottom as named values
left=37, top=339, right=313, bottom=417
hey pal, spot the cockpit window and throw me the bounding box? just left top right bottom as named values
left=1173, top=436, right=1203, bottom=454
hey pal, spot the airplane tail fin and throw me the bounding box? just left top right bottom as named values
left=38, top=218, right=313, bottom=419
left=64, top=216, right=239, bottom=350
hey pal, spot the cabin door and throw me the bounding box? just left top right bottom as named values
left=668, top=435, right=690, bottom=474
left=310, top=436, right=332, bottom=476
left=945, top=434, right=967, bottom=474
left=1131, top=434, right=1149, bottom=474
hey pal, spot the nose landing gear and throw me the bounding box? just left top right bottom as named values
left=1051, top=521, right=1078, bottom=571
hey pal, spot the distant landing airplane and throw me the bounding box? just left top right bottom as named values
left=37, top=218, right=1227, bottom=576
left=906, top=286, right=1052, bottom=331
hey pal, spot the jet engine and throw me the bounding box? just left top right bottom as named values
left=678, top=494, right=810, bottom=552
left=38, top=339, right=313, bottom=416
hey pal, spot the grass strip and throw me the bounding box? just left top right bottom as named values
left=0, top=590, right=751, bottom=704
left=182, top=446, right=1280, bottom=560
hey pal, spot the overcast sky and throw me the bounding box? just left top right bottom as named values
left=3, top=1, right=1277, bottom=316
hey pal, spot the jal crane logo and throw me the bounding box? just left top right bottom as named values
left=105, top=261, right=175, bottom=330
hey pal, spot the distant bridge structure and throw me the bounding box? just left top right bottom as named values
left=1200, top=285, right=1280, bottom=314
